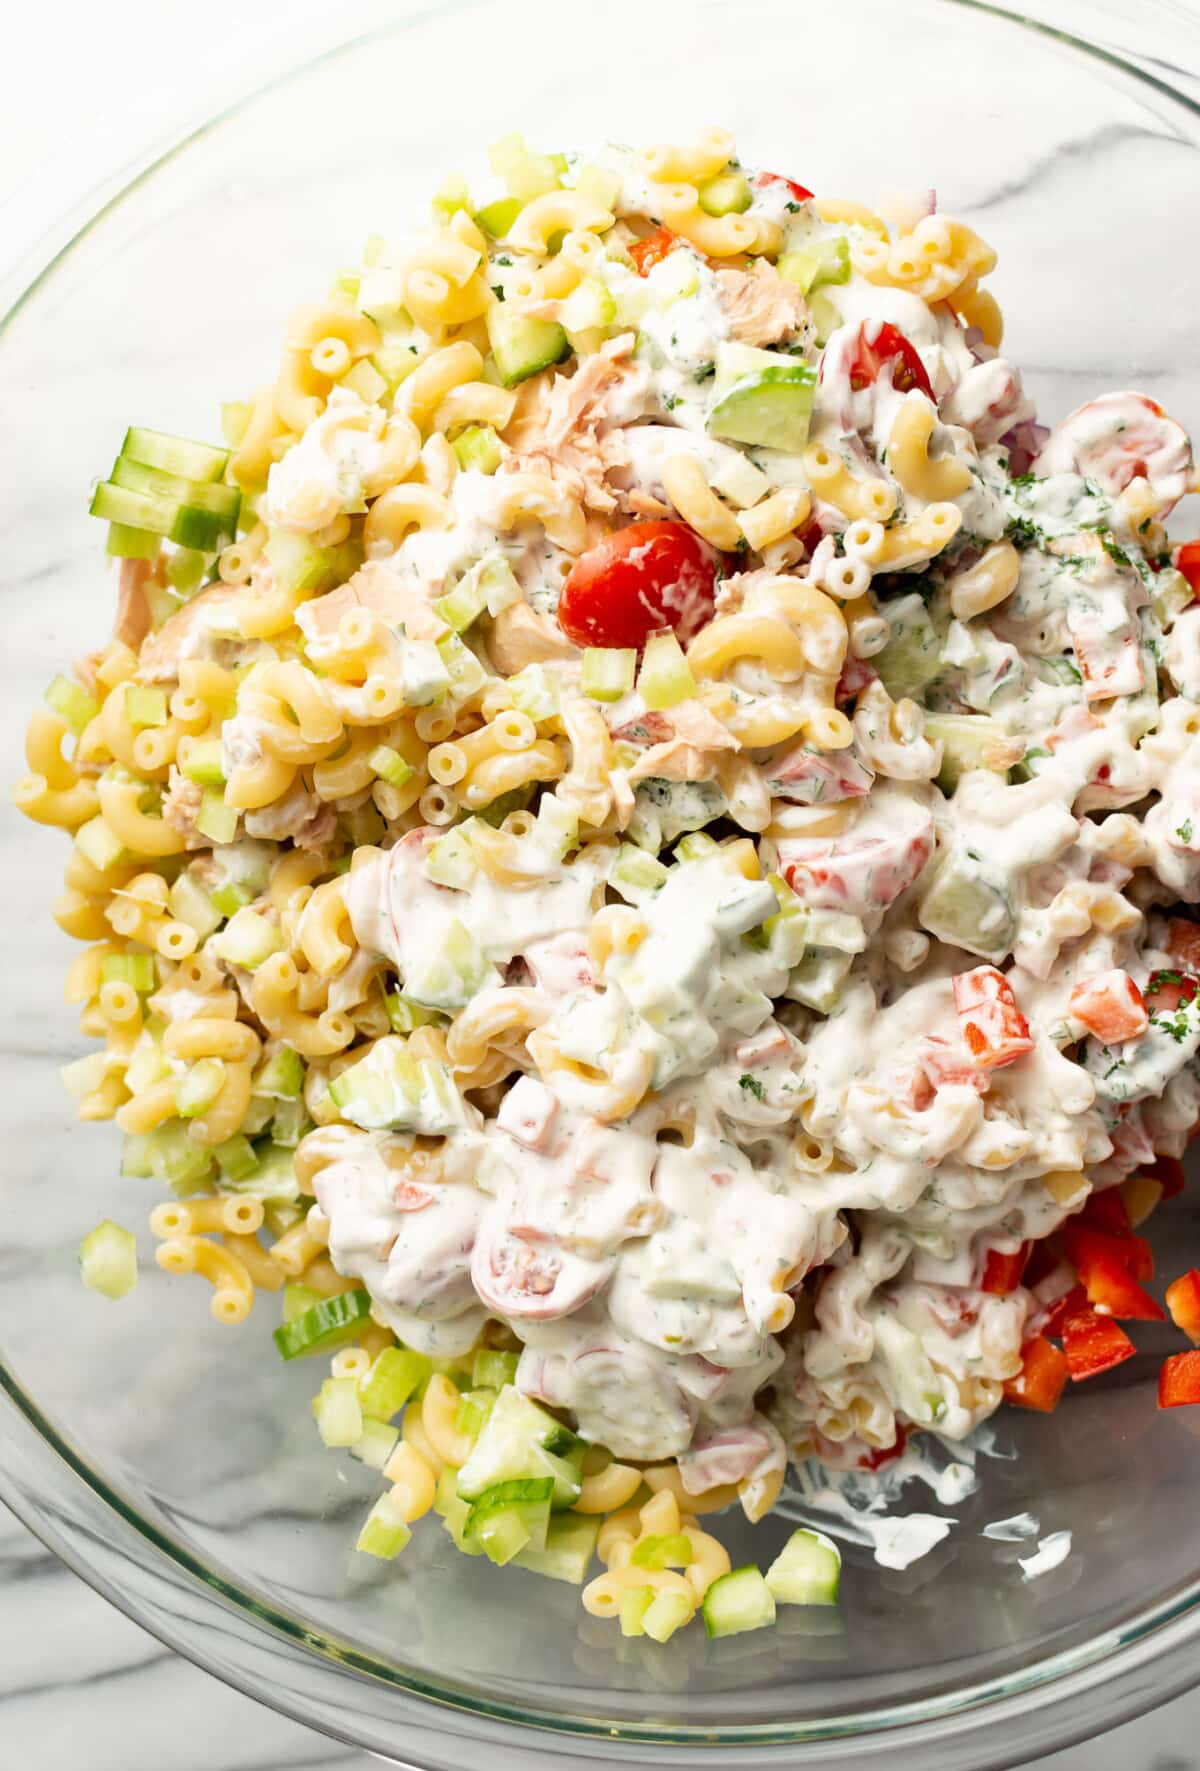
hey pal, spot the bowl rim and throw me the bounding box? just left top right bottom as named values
left=4, top=1, right=1200, bottom=1762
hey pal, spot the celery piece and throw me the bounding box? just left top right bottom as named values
left=106, top=522, right=161, bottom=560
left=488, top=132, right=564, bottom=203
left=220, top=401, right=251, bottom=448
left=535, top=792, right=578, bottom=860
left=165, top=547, right=208, bottom=597
left=264, top=530, right=338, bottom=598
left=268, top=1098, right=312, bottom=1148
left=385, top=993, right=444, bottom=1034
left=274, top=1289, right=372, bottom=1360
left=356, top=1491, right=413, bottom=1560
left=454, top=1388, right=497, bottom=1442
left=101, top=952, right=157, bottom=993
left=368, top=744, right=414, bottom=789
left=282, top=1282, right=322, bottom=1324
left=620, top=1586, right=656, bottom=1637
left=312, top=1376, right=364, bottom=1448
left=196, top=789, right=239, bottom=846
left=424, top=825, right=477, bottom=890
left=45, top=674, right=99, bottom=736
left=437, top=631, right=487, bottom=699
left=351, top=1418, right=401, bottom=1471
left=79, top=1221, right=138, bottom=1300
left=61, top=1052, right=108, bottom=1102
left=210, top=879, right=253, bottom=917
left=399, top=637, right=451, bottom=706
left=472, top=1348, right=519, bottom=1390
left=168, top=871, right=222, bottom=938
left=643, top=1590, right=695, bottom=1643
left=180, top=739, right=226, bottom=788
left=476, top=554, right=522, bottom=616
left=120, top=1134, right=154, bottom=1179
left=778, top=237, right=851, bottom=294
left=474, top=197, right=521, bottom=240
left=74, top=815, right=127, bottom=874
left=124, top=1030, right=171, bottom=1096
left=214, top=1132, right=259, bottom=1182
left=506, top=663, right=560, bottom=721
left=630, top=1532, right=694, bottom=1570
left=146, top=1122, right=217, bottom=1196
left=610, top=844, right=670, bottom=900
left=403, top=918, right=490, bottom=1013
left=574, top=163, right=622, bottom=209
left=675, top=829, right=719, bottom=861
left=254, top=1046, right=304, bottom=1099
left=581, top=647, right=636, bottom=703
left=435, top=575, right=490, bottom=633
left=371, top=341, right=421, bottom=390
left=475, top=784, right=534, bottom=828
left=697, top=170, right=752, bottom=217
left=340, top=800, right=386, bottom=847
left=432, top=172, right=471, bottom=224
left=637, top=631, right=696, bottom=711
left=215, top=907, right=282, bottom=970
left=358, top=1346, right=431, bottom=1420
left=341, top=358, right=387, bottom=405
left=175, top=1058, right=226, bottom=1119
left=240, top=1096, right=275, bottom=1138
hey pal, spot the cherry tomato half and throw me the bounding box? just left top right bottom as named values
left=557, top=520, right=717, bottom=650
left=753, top=170, right=814, bottom=205
left=848, top=321, right=935, bottom=400
left=629, top=227, right=682, bottom=277
left=1176, top=539, right=1200, bottom=596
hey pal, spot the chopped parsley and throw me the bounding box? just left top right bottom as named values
left=1151, top=1008, right=1193, bottom=1045
left=738, top=1074, right=766, bottom=1101
left=695, top=360, right=716, bottom=381
left=490, top=285, right=505, bottom=302
left=1178, top=820, right=1195, bottom=845
left=1007, top=516, right=1046, bottom=550
left=663, top=393, right=681, bottom=411
left=1100, top=534, right=1133, bottom=569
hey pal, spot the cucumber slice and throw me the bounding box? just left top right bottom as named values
left=90, top=480, right=237, bottom=553
left=272, top=1288, right=371, bottom=1360
left=708, top=345, right=817, bottom=452
left=917, top=850, right=1016, bottom=961
left=778, top=236, right=850, bottom=294
left=121, top=426, right=230, bottom=484
left=513, top=1511, right=600, bottom=1584
left=433, top=1465, right=486, bottom=1556
left=702, top=1566, right=777, bottom=1639
left=697, top=170, right=752, bottom=217
left=487, top=306, right=570, bottom=388
left=765, top=1528, right=842, bottom=1606
left=455, top=1384, right=584, bottom=1507
left=112, top=457, right=240, bottom=519
left=464, top=1476, right=554, bottom=1564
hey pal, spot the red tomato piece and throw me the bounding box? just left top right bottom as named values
left=1061, top=1220, right=1153, bottom=1284
left=762, top=742, right=874, bottom=805
left=1061, top=1308, right=1136, bottom=1380
left=557, top=520, right=716, bottom=650
left=1081, top=1188, right=1132, bottom=1236
left=1040, top=1282, right=1089, bottom=1339
left=752, top=170, right=814, bottom=205
left=629, top=227, right=682, bottom=276
left=981, top=1242, right=1033, bottom=1295
left=1166, top=917, right=1200, bottom=973
left=848, top=321, right=935, bottom=401
left=835, top=655, right=879, bottom=705
left=1166, top=1269, right=1200, bottom=1343
left=1176, top=539, right=1200, bottom=596
left=952, top=966, right=1035, bottom=1070
left=1142, top=1152, right=1187, bottom=1198
left=1145, top=969, right=1200, bottom=1015
left=1069, top=970, right=1148, bottom=1044
left=1004, top=1337, right=1069, bottom=1413
left=857, top=1423, right=908, bottom=1471
left=1160, top=1349, right=1200, bottom=1407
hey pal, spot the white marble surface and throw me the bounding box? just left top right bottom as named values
left=2, top=2, right=1200, bottom=1766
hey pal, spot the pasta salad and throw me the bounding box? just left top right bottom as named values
left=16, top=124, right=1200, bottom=1643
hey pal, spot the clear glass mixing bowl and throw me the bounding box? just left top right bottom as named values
left=3, top=2, right=1200, bottom=1764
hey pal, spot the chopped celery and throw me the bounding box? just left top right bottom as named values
left=341, top=357, right=388, bottom=405
left=60, top=1052, right=108, bottom=1101
left=778, top=236, right=851, bottom=293
left=196, top=790, right=238, bottom=846
left=368, top=744, right=414, bottom=789
left=637, top=631, right=696, bottom=711
left=437, top=631, right=488, bottom=699
left=432, top=171, right=471, bottom=224
left=269, top=1097, right=312, bottom=1148
left=512, top=1511, right=601, bottom=1585
left=385, top=993, right=445, bottom=1034
left=214, top=1132, right=259, bottom=1181
left=506, top=663, right=560, bottom=721
left=474, top=197, right=521, bottom=239
left=340, top=801, right=386, bottom=847
left=477, top=554, right=523, bottom=616
left=351, top=1418, right=400, bottom=1471
left=697, top=169, right=752, bottom=217
left=644, top=1590, right=696, bottom=1643
left=254, top=1046, right=304, bottom=1099
left=120, top=1134, right=154, bottom=1179
left=106, top=522, right=161, bottom=560
left=573, top=163, right=622, bottom=209
left=124, top=1033, right=171, bottom=1097
left=146, top=1122, right=217, bottom=1195
left=45, top=674, right=99, bottom=735
left=214, top=907, right=282, bottom=970
left=399, top=637, right=451, bottom=706
left=424, top=826, right=478, bottom=890
left=356, top=1491, right=413, bottom=1560
left=169, top=871, right=222, bottom=938
left=210, top=878, right=254, bottom=918
left=223, top=1143, right=298, bottom=1200
left=472, top=1348, right=519, bottom=1390
left=180, top=739, right=226, bottom=787
left=675, top=829, right=719, bottom=861
left=488, top=132, right=565, bottom=203
left=454, top=1388, right=497, bottom=1441
left=923, top=712, right=1019, bottom=792
left=282, top=1282, right=322, bottom=1324
left=535, top=793, right=578, bottom=859
left=175, top=1058, right=226, bottom=1119
left=630, top=1532, right=694, bottom=1570
left=450, top=425, right=504, bottom=475
left=74, top=815, right=127, bottom=873
left=240, top=1096, right=275, bottom=1137
left=402, top=918, right=490, bottom=1012
left=79, top=1220, right=138, bottom=1300
left=620, top=1586, right=656, bottom=1637
left=274, top=1289, right=372, bottom=1360
left=101, top=952, right=157, bottom=993
left=581, top=647, right=636, bottom=702
left=807, top=290, right=841, bottom=346
left=358, top=1346, right=431, bottom=1420
left=220, top=402, right=251, bottom=448
left=611, top=844, right=670, bottom=901
left=312, top=1375, right=364, bottom=1448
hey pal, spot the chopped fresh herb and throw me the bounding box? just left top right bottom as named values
left=1007, top=516, right=1045, bottom=550
left=1178, top=821, right=1195, bottom=845
left=739, top=1074, right=766, bottom=1101
left=663, top=393, right=681, bottom=411
left=696, top=361, right=716, bottom=381
left=491, top=285, right=506, bottom=302
left=495, top=255, right=512, bottom=266
left=1100, top=534, right=1132, bottom=569
left=1152, top=1009, right=1193, bottom=1045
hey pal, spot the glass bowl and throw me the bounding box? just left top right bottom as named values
left=4, top=2, right=1200, bottom=1764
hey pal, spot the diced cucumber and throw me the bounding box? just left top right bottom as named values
left=512, top=1511, right=600, bottom=1585
left=698, top=169, right=752, bottom=217
left=268, top=1097, right=312, bottom=1147
left=702, top=1566, right=777, bottom=1639
left=630, top=1532, right=693, bottom=1570
left=106, top=521, right=161, bottom=560
left=356, top=1490, right=412, bottom=1559
left=121, top=426, right=230, bottom=484
left=450, top=425, right=504, bottom=475
left=45, top=674, right=100, bottom=735
left=708, top=343, right=817, bottom=452
left=281, top=1282, right=323, bottom=1324
left=175, top=1058, right=226, bottom=1118
left=473, top=1348, right=520, bottom=1390
left=464, top=1476, right=555, bottom=1564
left=764, top=1528, right=841, bottom=1606
left=611, top=844, right=670, bottom=901
left=214, top=906, right=282, bottom=970
left=424, top=825, right=477, bottom=890
left=120, top=1134, right=154, bottom=1179
left=488, top=133, right=565, bottom=203
left=917, top=850, right=1016, bottom=961
left=643, top=1590, right=695, bottom=1643
left=778, top=236, right=850, bottom=294
left=402, top=918, right=490, bottom=1013
left=385, top=993, right=445, bottom=1035
left=455, top=1385, right=584, bottom=1507
left=619, top=1585, right=656, bottom=1636
left=213, top=1133, right=259, bottom=1181
left=874, top=596, right=944, bottom=702
left=254, top=1045, right=305, bottom=1099
left=924, top=713, right=1018, bottom=792
left=487, top=306, right=570, bottom=388
left=341, top=358, right=388, bottom=405
left=581, top=646, right=636, bottom=702
left=807, top=291, right=841, bottom=347
left=638, top=631, right=696, bottom=711
left=273, top=1289, right=372, bottom=1360
left=79, top=1220, right=138, bottom=1300
left=144, top=1120, right=216, bottom=1195
left=474, top=197, right=521, bottom=240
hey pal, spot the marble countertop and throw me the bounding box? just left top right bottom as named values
left=2, top=3, right=1198, bottom=1765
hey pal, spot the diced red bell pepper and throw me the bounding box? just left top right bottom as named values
left=1166, top=917, right=1200, bottom=972
left=629, top=227, right=682, bottom=276
left=1073, top=1242, right=1164, bottom=1321
left=1061, top=1308, right=1136, bottom=1380
left=1141, top=1153, right=1187, bottom=1198
left=953, top=966, right=1034, bottom=1069
left=1069, top=970, right=1148, bottom=1044
left=857, top=1423, right=908, bottom=1470
left=1166, top=1269, right=1200, bottom=1343
left=847, top=321, right=935, bottom=401
left=752, top=170, right=814, bottom=205
left=1061, top=1219, right=1154, bottom=1284
left=1041, top=1282, right=1089, bottom=1339
left=1004, top=1337, right=1069, bottom=1413
left=981, top=1242, right=1032, bottom=1294
left=1175, top=540, right=1200, bottom=597
left=1081, top=1189, right=1132, bottom=1235
left=1159, top=1349, right=1200, bottom=1408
